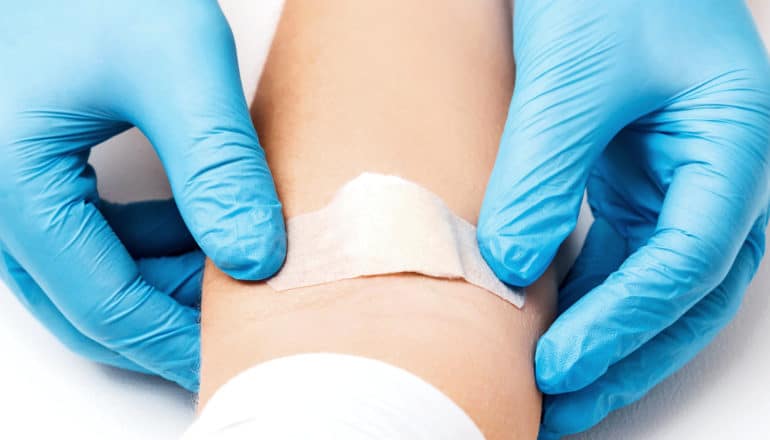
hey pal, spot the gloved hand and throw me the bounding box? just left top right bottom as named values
left=0, top=1, right=286, bottom=392
left=477, top=1, right=770, bottom=437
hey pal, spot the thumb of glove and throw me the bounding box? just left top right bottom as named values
left=121, top=5, right=286, bottom=280
left=477, top=44, right=638, bottom=286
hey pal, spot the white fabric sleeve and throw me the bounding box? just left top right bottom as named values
left=183, top=353, right=485, bottom=440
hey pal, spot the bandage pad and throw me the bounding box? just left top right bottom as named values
left=267, top=173, right=524, bottom=308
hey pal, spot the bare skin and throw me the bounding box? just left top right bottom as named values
left=199, top=0, right=557, bottom=438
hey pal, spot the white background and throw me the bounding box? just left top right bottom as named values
left=0, top=1, right=768, bottom=438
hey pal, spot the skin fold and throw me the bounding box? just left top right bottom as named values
left=199, top=0, right=557, bottom=438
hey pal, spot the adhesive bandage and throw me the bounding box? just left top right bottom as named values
left=267, top=173, right=524, bottom=308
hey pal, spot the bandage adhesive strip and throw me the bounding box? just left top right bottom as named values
left=267, top=173, right=524, bottom=308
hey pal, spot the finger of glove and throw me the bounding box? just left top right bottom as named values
left=540, top=225, right=765, bottom=437
left=0, top=159, right=200, bottom=390
left=0, top=243, right=149, bottom=375
left=100, top=199, right=196, bottom=259
left=124, top=4, right=285, bottom=281
left=558, top=142, right=662, bottom=313
left=558, top=217, right=628, bottom=314
left=0, top=241, right=206, bottom=378
left=536, top=160, right=764, bottom=394
left=476, top=7, right=650, bottom=286
left=137, top=250, right=204, bottom=308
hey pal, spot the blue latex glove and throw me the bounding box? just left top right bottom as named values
left=0, top=1, right=286, bottom=391
left=477, top=1, right=770, bottom=437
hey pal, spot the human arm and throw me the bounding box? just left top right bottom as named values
left=198, top=0, right=557, bottom=438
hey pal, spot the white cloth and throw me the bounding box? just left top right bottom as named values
left=183, top=353, right=485, bottom=440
